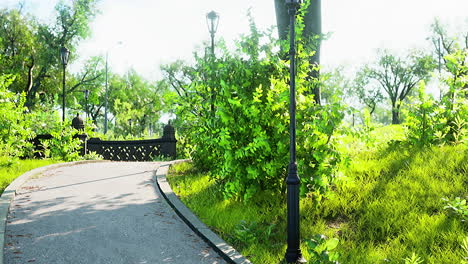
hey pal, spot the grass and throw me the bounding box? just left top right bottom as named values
left=167, top=125, right=468, bottom=263
left=0, top=157, right=62, bottom=195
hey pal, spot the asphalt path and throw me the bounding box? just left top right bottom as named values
left=4, top=162, right=225, bottom=264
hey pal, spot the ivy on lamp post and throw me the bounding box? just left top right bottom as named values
left=285, top=0, right=306, bottom=263
left=206, top=10, right=219, bottom=115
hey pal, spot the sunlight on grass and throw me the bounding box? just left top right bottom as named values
left=0, top=159, right=61, bottom=194
left=167, top=136, right=467, bottom=263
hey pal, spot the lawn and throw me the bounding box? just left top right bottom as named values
left=0, top=158, right=62, bottom=195
left=167, top=126, right=468, bottom=263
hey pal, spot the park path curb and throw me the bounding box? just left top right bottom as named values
left=0, top=160, right=107, bottom=264
left=155, top=161, right=252, bottom=264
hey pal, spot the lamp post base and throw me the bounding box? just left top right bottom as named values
left=285, top=250, right=307, bottom=264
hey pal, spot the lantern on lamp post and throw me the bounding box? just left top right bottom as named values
left=285, top=0, right=306, bottom=263
left=60, top=46, right=70, bottom=122
left=206, top=10, right=219, bottom=56
left=206, top=10, right=220, bottom=115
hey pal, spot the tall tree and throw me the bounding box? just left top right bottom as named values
left=351, top=70, right=384, bottom=116
left=362, top=50, right=435, bottom=124
left=0, top=0, right=98, bottom=110
left=429, top=19, right=468, bottom=98
left=274, top=0, right=322, bottom=104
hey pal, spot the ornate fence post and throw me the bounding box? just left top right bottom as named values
left=161, top=123, right=177, bottom=159
left=71, top=113, right=88, bottom=156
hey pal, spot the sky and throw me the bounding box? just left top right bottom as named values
left=1, top=0, right=468, bottom=81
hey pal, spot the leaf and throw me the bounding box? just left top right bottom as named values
left=324, top=238, right=339, bottom=250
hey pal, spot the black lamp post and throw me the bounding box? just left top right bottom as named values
left=60, top=46, right=70, bottom=122
left=206, top=10, right=219, bottom=56
left=206, top=10, right=219, bottom=115
left=285, top=0, right=306, bottom=263
left=84, top=89, right=89, bottom=121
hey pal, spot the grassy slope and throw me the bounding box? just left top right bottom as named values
left=167, top=126, right=467, bottom=263
left=0, top=159, right=61, bottom=194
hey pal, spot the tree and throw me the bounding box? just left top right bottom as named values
left=351, top=69, right=384, bottom=116
left=0, top=0, right=98, bottom=110
left=108, top=69, right=165, bottom=138
left=274, top=0, right=322, bottom=104
left=429, top=19, right=468, bottom=101
left=362, top=50, right=435, bottom=124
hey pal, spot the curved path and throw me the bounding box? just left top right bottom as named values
left=4, top=162, right=225, bottom=264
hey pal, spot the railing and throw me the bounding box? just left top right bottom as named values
left=32, top=124, right=177, bottom=162
left=87, top=137, right=176, bottom=161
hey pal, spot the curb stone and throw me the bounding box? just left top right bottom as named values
left=0, top=160, right=108, bottom=264
left=155, top=161, right=252, bottom=264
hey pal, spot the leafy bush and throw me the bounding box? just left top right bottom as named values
left=41, top=124, right=82, bottom=161
left=0, top=74, right=35, bottom=159
left=166, top=15, right=344, bottom=201
left=306, top=234, right=340, bottom=264
left=442, top=196, right=468, bottom=222
left=403, top=46, right=467, bottom=146
left=82, top=151, right=103, bottom=161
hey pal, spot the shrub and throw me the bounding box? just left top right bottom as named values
left=0, top=74, right=35, bottom=159
left=167, top=15, right=344, bottom=200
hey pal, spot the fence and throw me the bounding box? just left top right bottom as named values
left=32, top=124, right=177, bottom=162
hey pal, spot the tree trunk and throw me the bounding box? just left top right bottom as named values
left=304, top=0, right=322, bottom=104
left=274, top=0, right=322, bottom=104
left=391, top=108, right=400, bottom=124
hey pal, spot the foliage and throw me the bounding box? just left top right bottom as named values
left=442, top=196, right=468, bottom=222
left=0, top=73, right=35, bottom=159
left=41, top=124, right=82, bottom=162
left=0, top=1, right=98, bottom=109
left=306, top=234, right=340, bottom=264
left=403, top=83, right=448, bottom=146
left=109, top=69, right=165, bottom=138
left=403, top=253, right=424, bottom=264
left=82, top=151, right=103, bottom=161
left=351, top=69, right=384, bottom=116
left=403, top=46, right=467, bottom=146
left=358, top=50, right=435, bottom=124
left=233, top=220, right=276, bottom=246
left=164, top=15, right=344, bottom=201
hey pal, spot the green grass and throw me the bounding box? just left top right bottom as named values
left=0, top=158, right=61, bottom=194
left=167, top=127, right=467, bottom=264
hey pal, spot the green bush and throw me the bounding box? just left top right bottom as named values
left=0, top=74, right=35, bottom=159
left=403, top=47, right=467, bottom=146
left=41, top=124, right=82, bottom=161
left=168, top=15, right=344, bottom=201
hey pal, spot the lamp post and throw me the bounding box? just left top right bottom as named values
left=206, top=10, right=219, bottom=56
left=60, top=46, right=70, bottom=122
left=104, top=41, right=123, bottom=134
left=206, top=10, right=219, bottom=115
left=285, top=0, right=306, bottom=263
left=84, top=89, right=89, bottom=121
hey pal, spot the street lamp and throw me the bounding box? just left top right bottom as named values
left=60, top=46, right=70, bottom=122
left=206, top=10, right=219, bottom=55
left=285, top=0, right=306, bottom=263
left=206, top=10, right=219, bottom=115
left=104, top=41, right=123, bottom=134
left=84, top=89, right=89, bottom=121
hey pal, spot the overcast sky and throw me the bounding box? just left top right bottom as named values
left=2, top=0, right=468, bottom=81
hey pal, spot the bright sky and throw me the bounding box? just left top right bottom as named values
left=2, top=0, right=468, bottom=81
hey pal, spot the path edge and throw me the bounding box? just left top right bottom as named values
left=0, top=160, right=108, bottom=264
left=155, top=161, right=251, bottom=264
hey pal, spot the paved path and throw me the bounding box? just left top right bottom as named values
left=4, top=162, right=225, bottom=264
